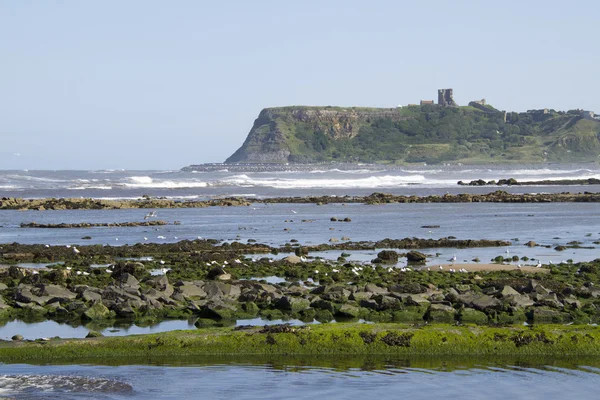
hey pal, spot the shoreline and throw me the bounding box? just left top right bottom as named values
left=1, top=190, right=600, bottom=210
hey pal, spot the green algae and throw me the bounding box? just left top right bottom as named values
left=2, top=323, right=600, bottom=363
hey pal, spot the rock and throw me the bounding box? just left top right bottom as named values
left=459, top=308, right=488, bottom=324
left=500, top=286, right=520, bottom=297
left=349, top=291, right=373, bottom=301
left=201, top=300, right=237, bottom=320
left=145, top=275, right=170, bottom=291
left=81, top=289, right=102, bottom=303
left=532, top=307, right=571, bottom=323
left=310, top=299, right=336, bottom=312
left=11, top=334, right=23, bottom=341
left=458, top=293, right=503, bottom=311
left=204, top=282, right=240, bottom=299
left=564, top=296, right=581, bottom=309
left=503, top=294, right=535, bottom=308
left=14, top=284, right=51, bottom=305
left=86, top=331, right=103, bottom=338
left=406, top=294, right=431, bottom=307
left=207, top=266, right=227, bottom=280
left=0, top=283, right=8, bottom=292
left=40, top=284, right=77, bottom=303
left=454, top=284, right=471, bottom=294
left=375, top=295, right=402, bottom=310
left=389, top=283, right=427, bottom=294
left=336, top=304, right=360, bottom=318
left=427, top=303, right=456, bottom=323
left=175, top=283, right=207, bottom=299
left=8, top=266, right=26, bottom=279
left=283, top=255, right=302, bottom=264
left=216, top=273, right=232, bottom=281
left=359, top=299, right=379, bottom=310
left=377, top=250, right=399, bottom=263
left=525, top=241, right=537, bottom=247
left=406, top=251, right=427, bottom=262
left=535, top=293, right=563, bottom=308
left=329, top=238, right=339, bottom=243
left=275, top=296, right=310, bottom=312
left=365, top=283, right=388, bottom=295
left=116, top=273, right=140, bottom=290
left=111, top=262, right=146, bottom=280
left=83, top=303, right=112, bottom=320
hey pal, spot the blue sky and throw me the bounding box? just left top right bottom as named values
left=1, top=0, right=598, bottom=169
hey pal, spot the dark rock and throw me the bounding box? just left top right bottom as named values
left=406, top=251, right=427, bottom=262
left=86, top=331, right=103, bottom=338
left=336, top=304, right=360, bottom=318
left=275, top=296, right=310, bottom=312
left=377, top=250, right=399, bottom=263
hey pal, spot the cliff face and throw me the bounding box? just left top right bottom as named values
left=226, top=107, right=406, bottom=163
left=226, top=105, right=600, bottom=164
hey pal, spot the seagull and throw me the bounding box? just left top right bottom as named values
left=83, top=272, right=90, bottom=276
left=76, top=271, right=82, bottom=275
left=157, top=235, right=166, bottom=239
left=234, top=259, right=242, bottom=264
left=144, top=237, right=148, bottom=241
left=65, top=245, right=71, bottom=248
left=536, top=261, right=542, bottom=268
left=106, top=269, right=112, bottom=274
left=300, top=256, right=307, bottom=262
left=291, top=210, right=297, bottom=214
left=66, top=267, right=72, bottom=271
left=115, top=237, right=119, bottom=241
left=73, top=247, right=80, bottom=254
left=314, top=270, right=319, bottom=274
left=223, top=261, right=228, bottom=265
left=159, top=260, right=165, bottom=265
left=144, top=211, right=157, bottom=220
left=439, top=265, right=443, bottom=270
left=45, top=244, right=50, bottom=248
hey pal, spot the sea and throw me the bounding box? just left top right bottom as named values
left=1, top=163, right=600, bottom=399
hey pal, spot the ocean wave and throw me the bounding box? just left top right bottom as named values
left=214, top=174, right=434, bottom=189
left=68, top=185, right=113, bottom=190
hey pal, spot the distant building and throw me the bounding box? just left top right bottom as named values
left=420, top=100, right=434, bottom=105
left=471, top=98, right=486, bottom=106
left=438, top=89, right=457, bottom=107
left=527, top=108, right=549, bottom=114
left=581, top=110, right=595, bottom=120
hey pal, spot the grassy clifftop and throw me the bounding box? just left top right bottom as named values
left=225, top=105, right=600, bottom=164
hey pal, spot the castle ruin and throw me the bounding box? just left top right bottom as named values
left=438, top=88, right=457, bottom=107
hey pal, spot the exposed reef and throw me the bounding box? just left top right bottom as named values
left=2, top=191, right=600, bottom=211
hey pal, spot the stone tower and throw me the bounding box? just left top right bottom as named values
left=438, top=89, right=457, bottom=107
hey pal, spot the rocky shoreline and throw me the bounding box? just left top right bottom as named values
left=20, top=221, right=175, bottom=228
left=458, top=178, right=600, bottom=186
left=0, top=236, right=598, bottom=330
left=1, top=190, right=600, bottom=211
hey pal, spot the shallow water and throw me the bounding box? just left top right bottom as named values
left=1, top=203, right=599, bottom=251
left=1, top=359, right=600, bottom=399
